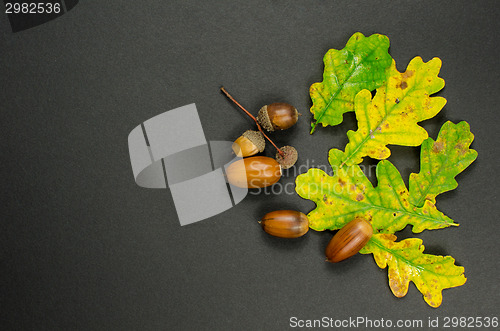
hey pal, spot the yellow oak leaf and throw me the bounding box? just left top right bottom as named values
left=342, top=57, right=446, bottom=167
left=360, top=234, right=466, bottom=308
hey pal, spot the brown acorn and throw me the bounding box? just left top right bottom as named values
left=257, top=103, right=299, bottom=131
left=232, top=130, right=265, bottom=157
left=325, top=218, right=373, bottom=263
left=275, top=145, right=298, bottom=169
left=226, top=156, right=281, bottom=188
left=260, top=210, right=309, bottom=238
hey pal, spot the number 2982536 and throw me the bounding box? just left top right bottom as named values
left=5, top=2, right=62, bottom=14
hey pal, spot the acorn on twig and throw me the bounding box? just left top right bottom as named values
left=257, top=103, right=299, bottom=132
left=275, top=145, right=298, bottom=169
left=232, top=130, right=266, bottom=157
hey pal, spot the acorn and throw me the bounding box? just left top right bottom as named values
left=260, top=210, right=309, bottom=238
left=325, top=218, right=373, bottom=263
left=275, top=145, right=298, bottom=169
left=257, top=103, right=299, bottom=131
left=232, top=130, right=265, bottom=157
left=226, top=156, right=281, bottom=188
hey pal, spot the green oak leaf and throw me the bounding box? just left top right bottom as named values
left=409, top=121, right=478, bottom=207
left=309, top=32, right=392, bottom=133
left=360, top=234, right=466, bottom=308
left=295, top=148, right=457, bottom=233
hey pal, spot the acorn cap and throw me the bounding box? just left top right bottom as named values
left=242, top=130, right=265, bottom=152
left=257, top=105, right=274, bottom=132
left=275, top=145, right=298, bottom=169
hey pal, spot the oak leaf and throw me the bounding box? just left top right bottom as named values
left=341, top=57, right=446, bottom=167
left=295, top=148, right=456, bottom=233
left=309, top=32, right=392, bottom=133
left=360, top=234, right=466, bottom=308
left=409, top=121, right=477, bottom=207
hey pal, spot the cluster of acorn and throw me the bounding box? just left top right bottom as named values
left=221, top=88, right=373, bottom=263
left=221, top=87, right=299, bottom=189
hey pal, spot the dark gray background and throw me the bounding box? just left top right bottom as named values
left=1, top=1, right=498, bottom=330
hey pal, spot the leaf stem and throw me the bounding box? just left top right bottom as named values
left=220, top=86, right=284, bottom=157
left=310, top=121, right=318, bottom=134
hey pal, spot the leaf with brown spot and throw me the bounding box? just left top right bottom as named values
left=295, top=149, right=456, bottom=233
left=341, top=57, right=446, bottom=167
left=360, top=234, right=466, bottom=308
left=409, top=121, right=477, bottom=207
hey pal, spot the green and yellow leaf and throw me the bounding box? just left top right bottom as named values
left=309, top=32, right=392, bottom=133
left=409, top=121, right=477, bottom=207
left=341, top=57, right=446, bottom=167
left=295, top=149, right=456, bottom=233
left=360, top=234, right=466, bottom=308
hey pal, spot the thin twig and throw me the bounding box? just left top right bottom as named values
left=220, top=87, right=284, bottom=157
